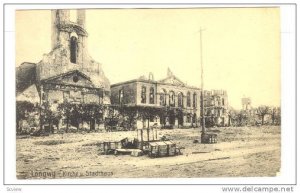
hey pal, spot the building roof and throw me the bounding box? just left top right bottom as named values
left=16, top=84, right=40, bottom=103
left=16, top=62, right=37, bottom=95
left=111, top=68, right=201, bottom=90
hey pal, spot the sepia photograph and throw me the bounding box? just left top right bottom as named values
left=14, top=7, right=281, bottom=179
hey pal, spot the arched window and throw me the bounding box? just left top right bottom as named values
left=192, top=113, right=196, bottom=124
left=160, top=89, right=166, bottom=106
left=178, top=92, right=183, bottom=107
left=193, top=92, right=197, bottom=108
left=119, top=89, right=124, bottom=104
left=169, top=91, right=175, bottom=107
left=149, top=87, right=155, bottom=104
left=141, top=86, right=146, bottom=103
left=187, top=114, right=191, bottom=123
left=70, top=36, right=78, bottom=63
left=187, top=92, right=191, bottom=107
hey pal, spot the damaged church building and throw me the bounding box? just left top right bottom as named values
left=16, top=9, right=229, bottom=134
left=16, top=10, right=110, bottom=133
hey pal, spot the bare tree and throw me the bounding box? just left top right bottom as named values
left=256, top=106, right=270, bottom=125
left=227, top=109, right=235, bottom=127
left=271, top=107, right=281, bottom=125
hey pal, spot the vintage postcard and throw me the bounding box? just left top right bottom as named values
left=15, top=7, right=281, bottom=180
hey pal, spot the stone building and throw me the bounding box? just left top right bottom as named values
left=203, top=90, right=229, bottom=127
left=111, top=69, right=201, bottom=129
left=16, top=9, right=110, bottom=132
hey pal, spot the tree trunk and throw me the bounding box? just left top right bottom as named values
left=17, top=120, right=19, bottom=134
left=262, top=115, right=265, bottom=125
left=90, top=119, right=95, bottom=131
left=17, top=120, right=21, bottom=134
left=76, top=120, right=79, bottom=132
left=66, top=117, right=69, bottom=133
left=49, top=120, right=52, bottom=134
left=140, top=129, right=143, bottom=149
left=147, top=118, right=150, bottom=141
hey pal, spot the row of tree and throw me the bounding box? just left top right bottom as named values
left=16, top=101, right=105, bottom=134
left=110, top=105, right=195, bottom=129
left=16, top=101, right=281, bottom=134
left=17, top=100, right=193, bottom=134
left=227, top=106, right=281, bottom=127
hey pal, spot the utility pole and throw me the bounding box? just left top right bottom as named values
left=199, top=28, right=206, bottom=141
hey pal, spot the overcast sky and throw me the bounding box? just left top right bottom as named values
left=16, top=8, right=280, bottom=109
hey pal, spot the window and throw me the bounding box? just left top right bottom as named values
left=70, top=36, right=78, bottom=63
left=178, top=92, right=183, bottom=107
left=193, top=93, right=197, bottom=108
left=149, top=87, right=155, bottom=104
left=141, top=86, right=146, bottom=103
left=169, top=91, right=175, bottom=107
left=187, top=92, right=191, bottom=107
left=150, top=115, right=155, bottom=122
left=186, top=115, right=191, bottom=123
left=222, top=98, right=225, bottom=106
left=73, top=75, right=79, bottom=83
left=160, top=89, right=166, bottom=106
left=192, top=113, right=196, bottom=123
left=70, top=90, right=82, bottom=103
left=63, top=91, right=70, bottom=101
left=119, top=89, right=124, bottom=104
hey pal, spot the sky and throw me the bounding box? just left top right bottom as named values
left=16, top=8, right=280, bottom=109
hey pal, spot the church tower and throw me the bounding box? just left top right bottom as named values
left=36, top=9, right=110, bottom=104
left=50, top=9, right=88, bottom=66
left=37, top=9, right=110, bottom=103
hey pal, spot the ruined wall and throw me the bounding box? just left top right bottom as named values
left=43, top=86, right=102, bottom=113
left=111, top=82, right=137, bottom=105
left=204, top=90, right=229, bottom=126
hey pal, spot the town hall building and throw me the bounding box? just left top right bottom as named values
left=110, top=69, right=202, bottom=129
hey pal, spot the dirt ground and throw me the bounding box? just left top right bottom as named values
left=16, top=126, right=280, bottom=179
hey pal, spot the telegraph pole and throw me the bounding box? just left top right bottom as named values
left=199, top=28, right=206, bottom=141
